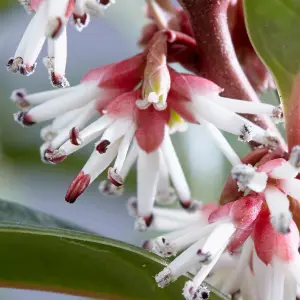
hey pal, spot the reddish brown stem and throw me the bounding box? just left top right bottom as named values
left=178, top=0, right=286, bottom=151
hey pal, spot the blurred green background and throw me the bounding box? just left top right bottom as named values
left=0, top=1, right=281, bottom=299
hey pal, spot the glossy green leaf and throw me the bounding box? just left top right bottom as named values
left=0, top=225, right=226, bottom=299
left=244, top=0, right=300, bottom=100
left=0, top=199, right=87, bottom=231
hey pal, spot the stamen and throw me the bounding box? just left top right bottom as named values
left=65, top=171, right=91, bottom=203
left=239, top=124, right=253, bottom=142
left=134, top=215, right=154, bottom=231
left=272, top=106, right=283, bottom=124
left=98, top=180, right=124, bottom=197
left=45, top=17, right=64, bottom=39
left=231, top=164, right=267, bottom=192
left=10, top=89, right=30, bottom=110
left=45, top=149, right=67, bottom=164
left=72, top=13, right=90, bottom=31
left=182, top=281, right=210, bottom=300
left=155, top=267, right=172, bottom=288
left=13, top=111, right=35, bottom=127
left=261, top=130, right=280, bottom=150
left=40, top=143, right=52, bottom=164
left=197, top=249, right=212, bottom=264
left=69, top=127, right=82, bottom=146
left=107, top=167, right=124, bottom=186
left=50, top=71, right=70, bottom=88
left=96, top=140, right=110, bottom=153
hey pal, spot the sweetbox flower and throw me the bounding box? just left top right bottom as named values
left=7, top=0, right=114, bottom=87
left=11, top=54, right=281, bottom=227
left=155, top=194, right=263, bottom=299
left=232, top=146, right=300, bottom=234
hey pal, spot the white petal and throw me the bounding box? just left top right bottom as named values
left=99, top=118, right=133, bottom=151
left=15, top=1, right=48, bottom=64
left=60, top=115, right=113, bottom=156
left=28, top=83, right=99, bottom=122
left=192, top=96, right=269, bottom=145
left=270, top=258, right=285, bottom=300
left=252, top=249, right=272, bottom=300
left=279, top=178, right=300, bottom=201
left=137, top=149, right=160, bottom=217
left=82, top=140, right=120, bottom=182
left=11, top=86, right=74, bottom=107
left=264, top=186, right=292, bottom=234
left=119, top=141, right=138, bottom=178
left=221, top=238, right=254, bottom=294
left=49, top=101, right=96, bottom=150
left=45, top=0, right=70, bottom=38
left=201, top=120, right=241, bottom=166
left=47, top=27, right=67, bottom=76
left=269, top=161, right=298, bottom=179
left=160, top=127, right=191, bottom=206
left=113, top=124, right=136, bottom=171
left=156, top=151, right=177, bottom=205
left=212, top=96, right=278, bottom=116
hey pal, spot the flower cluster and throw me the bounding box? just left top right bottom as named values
left=6, top=1, right=300, bottom=300
left=7, top=0, right=114, bottom=87
left=153, top=150, right=300, bottom=299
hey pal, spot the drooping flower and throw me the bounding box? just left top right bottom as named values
left=8, top=0, right=114, bottom=87
left=155, top=194, right=263, bottom=298
left=11, top=52, right=282, bottom=227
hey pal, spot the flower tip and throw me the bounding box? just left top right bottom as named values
left=49, top=72, right=70, bottom=89
left=183, top=281, right=210, bottom=300
left=13, top=111, right=35, bottom=127
left=232, top=164, right=255, bottom=190
left=263, top=130, right=280, bottom=150
left=155, top=267, right=172, bottom=288
left=44, top=149, right=67, bottom=164
left=134, top=215, right=154, bottom=231
left=96, top=140, right=111, bottom=154
left=271, top=212, right=292, bottom=234
left=10, top=89, right=30, bottom=110
left=7, top=57, right=36, bottom=75
left=152, top=237, right=176, bottom=257
left=65, top=171, right=91, bottom=203
left=69, top=127, right=83, bottom=146
left=99, top=180, right=124, bottom=197
left=107, top=167, right=124, bottom=187
left=272, top=106, right=283, bottom=123
left=197, top=249, right=212, bottom=264
left=72, top=13, right=90, bottom=32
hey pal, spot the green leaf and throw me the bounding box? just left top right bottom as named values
left=0, top=199, right=87, bottom=231
left=0, top=225, right=225, bottom=299
left=243, top=0, right=300, bottom=101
